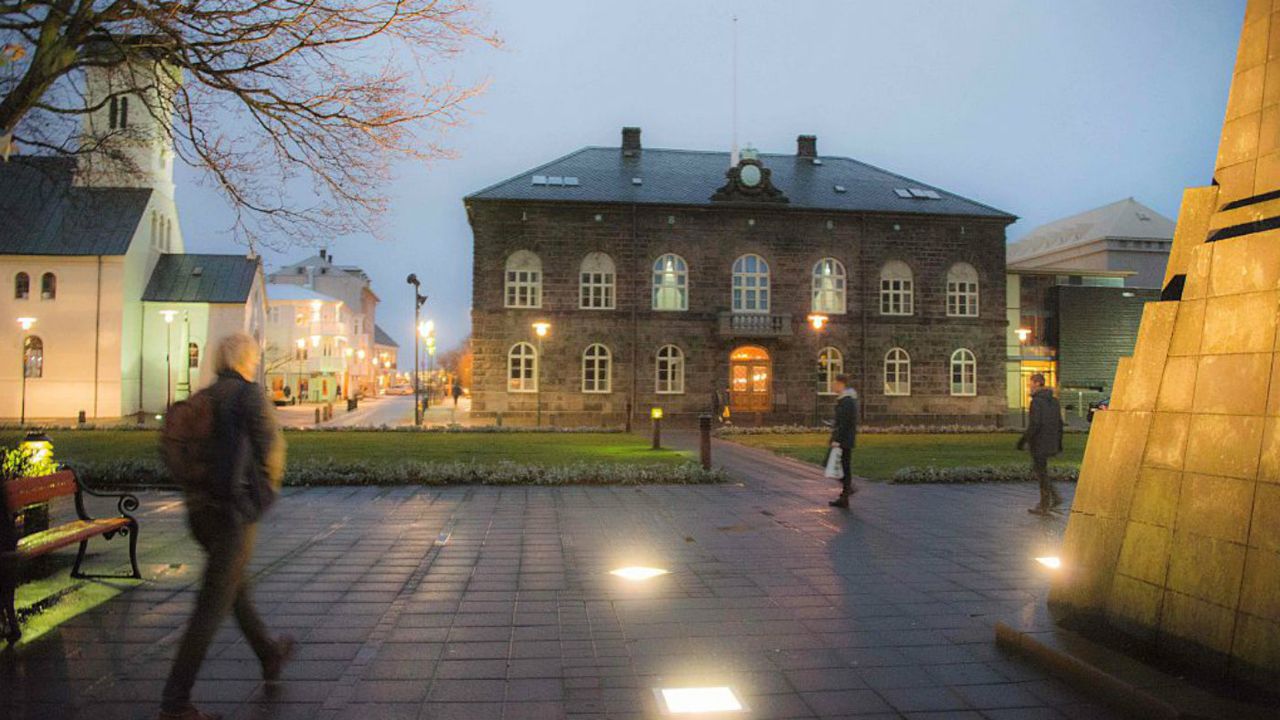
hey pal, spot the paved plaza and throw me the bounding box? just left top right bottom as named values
left=2, top=440, right=1128, bottom=720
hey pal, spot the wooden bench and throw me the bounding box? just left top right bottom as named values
left=1, top=468, right=141, bottom=644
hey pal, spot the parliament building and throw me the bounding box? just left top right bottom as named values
left=465, top=128, right=1015, bottom=426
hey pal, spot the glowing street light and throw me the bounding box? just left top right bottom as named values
left=1016, top=327, right=1031, bottom=343
left=16, top=316, right=37, bottom=425
left=807, top=313, right=829, bottom=331
left=160, top=310, right=178, bottom=410
left=807, top=314, right=830, bottom=425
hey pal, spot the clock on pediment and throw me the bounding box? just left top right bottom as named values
left=711, top=155, right=789, bottom=204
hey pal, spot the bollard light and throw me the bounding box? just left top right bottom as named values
left=19, top=432, right=53, bottom=467
left=651, top=407, right=664, bottom=420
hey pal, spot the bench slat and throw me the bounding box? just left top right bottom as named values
left=5, top=471, right=78, bottom=509
left=15, top=518, right=131, bottom=558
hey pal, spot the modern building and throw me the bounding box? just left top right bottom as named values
left=465, top=127, right=1016, bottom=426
left=1006, top=197, right=1175, bottom=288
left=266, top=249, right=380, bottom=395
left=373, top=325, right=400, bottom=392
left=263, top=284, right=355, bottom=403
left=1, top=43, right=266, bottom=420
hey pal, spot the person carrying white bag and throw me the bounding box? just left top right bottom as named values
left=826, top=374, right=859, bottom=508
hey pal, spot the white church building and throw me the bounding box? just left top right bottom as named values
left=0, top=38, right=265, bottom=421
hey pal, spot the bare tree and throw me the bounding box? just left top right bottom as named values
left=1, top=1, right=497, bottom=246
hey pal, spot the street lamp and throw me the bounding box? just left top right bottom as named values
left=532, top=321, right=550, bottom=427
left=16, top=317, right=35, bottom=425
left=807, top=314, right=829, bottom=426
left=294, top=337, right=306, bottom=403
left=1017, top=327, right=1032, bottom=426
left=160, top=310, right=178, bottom=411
left=419, top=320, right=435, bottom=411
left=407, top=274, right=427, bottom=425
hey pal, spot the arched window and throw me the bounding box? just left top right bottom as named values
left=950, top=349, right=977, bottom=397
left=188, top=342, right=200, bottom=369
left=652, top=253, right=688, bottom=311
left=23, top=336, right=43, bottom=378
left=818, top=347, right=843, bottom=395
left=884, top=348, right=911, bottom=396
left=14, top=272, right=29, bottom=300
left=582, top=344, right=611, bottom=393
left=504, top=250, right=542, bottom=309
left=40, top=272, right=56, bottom=300
left=946, top=263, right=980, bottom=317
left=508, top=342, right=537, bottom=393
left=880, top=261, right=913, bottom=316
left=812, top=258, right=847, bottom=314
left=579, top=252, right=616, bottom=309
left=732, top=254, right=770, bottom=312
left=656, top=345, right=685, bottom=394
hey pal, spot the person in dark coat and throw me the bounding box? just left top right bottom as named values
left=160, top=334, right=292, bottom=720
left=1017, top=372, right=1065, bottom=515
left=828, top=374, right=859, bottom=508
left=452, top=381, right=464, bottom=407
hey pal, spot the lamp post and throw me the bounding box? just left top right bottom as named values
left=407, top=274, right=427, bottom=426
left=807, top=313, right=829, bottom=427
left=1017, top=327, right=1031, bottom=427
left=159, top=310, right=178, bottom=411
left=533, top=321, right=550, bottom=427
left=16, top=317, right=35, bottom=425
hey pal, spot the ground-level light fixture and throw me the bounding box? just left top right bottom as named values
left=19, top=432, right=53, bottom=466
left=651, top=407, right=664, bottom=420
left=533, top=321, right=550, bottom=338
left=654, top=686, right=746, bottom=715
left=1035, top=556, right=1062, bottom=570
left=611, top=566, right=668, bottom=581
left=807, top=313, right=828, bottom=331
left=1016, top=327, right=1031, bottom=343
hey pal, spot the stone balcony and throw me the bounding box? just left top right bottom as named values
left=718, top=311, right=793, bottom=338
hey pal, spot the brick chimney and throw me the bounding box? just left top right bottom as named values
left=797, top=135, right=817, bottom=158
left=622, top=126, right=641, bottom=157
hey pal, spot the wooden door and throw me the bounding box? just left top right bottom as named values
left=729, top=346, right=772, bottom=414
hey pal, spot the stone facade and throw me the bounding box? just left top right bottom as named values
left=466, top=137, right=1013, bottom=427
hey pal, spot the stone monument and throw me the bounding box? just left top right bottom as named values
left=1051, top=0, right=1280, bottom=685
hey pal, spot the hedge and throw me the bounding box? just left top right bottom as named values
left=890, top=464, right=1080, bottom=485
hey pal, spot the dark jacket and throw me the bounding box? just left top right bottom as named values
left=1019, top=388, right=1064, bottom=459
left=829, top=389, right=859, bottom=449
left=206, top=370, right=285, bottom=520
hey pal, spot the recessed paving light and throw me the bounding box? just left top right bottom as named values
left=655, top=686, right=745, bottom=714
left=610, top=566, right=668, bottom=581
left=1036, top=556, right=1062, bottom=569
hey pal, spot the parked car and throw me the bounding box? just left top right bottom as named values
left=387, top=384, right=414, bottom=396
left=1087, top=397, right=1110, bottom=423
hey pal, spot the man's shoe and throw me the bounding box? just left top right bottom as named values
left=263, top=634, right=296, bottom=683
left=158, top=707, right=222, bottom=720
left=1027, top=506, right=1050, bottom=516
left=828, top=496, right=850, bottom=509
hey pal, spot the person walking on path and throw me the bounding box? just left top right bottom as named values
left=1017, top=372, right=1065, bottom=515
left=452, top=381, right=463, bottom=407
left=159, top=334, right=293, bottom=720
left=828, top=374, right=859, bottom=508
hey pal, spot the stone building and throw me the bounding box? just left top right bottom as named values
left=465, top=128, right=1015, bottom=426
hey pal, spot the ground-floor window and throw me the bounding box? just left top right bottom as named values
left=818, top=347, right=842, bottom=395
left=508, top=342, right=537, bottom=392
left=950, top=348, right=977, bottom=396
left=23, top=336, right=42, bottom=378
left=656, top=344, right=684, bottom=394
left=582, top=343, right=611, bottom=393
left=884, top=348, right=910, bottom=396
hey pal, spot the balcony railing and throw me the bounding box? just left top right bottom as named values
left=718, top=312, right=793, bottom=338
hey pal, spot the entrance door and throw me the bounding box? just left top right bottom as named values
left=730, top=346, right=772, bottom=414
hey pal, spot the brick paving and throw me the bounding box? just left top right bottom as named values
left=1, top=438, right=1123, bottom=719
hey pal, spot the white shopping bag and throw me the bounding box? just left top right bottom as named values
left=824, top=446, right=842, bottom=479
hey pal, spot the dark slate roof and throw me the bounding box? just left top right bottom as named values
left=374, top=324, right=399, bottom=348
left=0, top=156, right=153, bottom=255
left=467, top=146, right=1014, bottom=219
left=143, top=254, right=261, bottom=303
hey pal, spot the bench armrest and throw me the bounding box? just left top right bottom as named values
left=65, top=466, right=140, bottom=522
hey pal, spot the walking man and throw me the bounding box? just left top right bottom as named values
left=452, top=381, right=463, bottom=407
left=159, top=334, right=292, bottom=720
left=1017, top=372, right=1065, bottom=515
left=828, top=374, right=859, bottom=508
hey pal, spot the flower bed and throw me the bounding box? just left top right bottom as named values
left=890, top=464, right=1079, bottom=485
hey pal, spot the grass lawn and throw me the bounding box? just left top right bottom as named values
left=0, top=430, right=691, bottom=468
left=726, top=432, right=1087, bottom=481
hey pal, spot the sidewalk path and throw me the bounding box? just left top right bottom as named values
left=2, top=437, right=1117, bottom=720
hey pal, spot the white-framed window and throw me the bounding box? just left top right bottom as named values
left=504, top=250, right=542, bottom=308
left=109, top=95, right=129, bottom=129
left=880, top=261, right=914, bottom=316
left=812, top=258, right=847, bottom=314
left=950, top=348, right=977, bottom=397
left=14, top=272, right=29, bottom=300
left=818, top=347, right=843, bottom=395
left=508, top=342, right=537, bottom=393
left=946, top=262, right=980, bottom=317
left=579, top=252, right=616, bottom=309
left=653, top=253, right=688, bottom=311
left=582, top=343, right=612, bottom=393
left=40, top=272, right=56, bottom=300
left=655, top=344, right=685, bottom=394
left=732, top=254, right=770, bottom=312
left=23, top=336, right=43, bottom=378
left=884, top=348, right=911, bottom=396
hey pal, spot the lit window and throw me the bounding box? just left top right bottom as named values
left=40, top=272, right=56, bottom=300
left=23, top=336, right=43, bottom=378
left=505, top=250, right=542, bottom=308
left=652, top=253, right=688, bottom=311
left=579, top=252, right=616, bottom=309
left=188, top=343, right=200, bottom=369
left=946, top=262, right=980, bottom=317
left=880, top=261, right=913, bottom=316
left=884, top=347, right=910, bottom=396
left=508, top=342, right=537, bottom=392
left=655, top=345, right=685, bottom=394
left=818, top=347, right=843, bottom=395
left=582, top=343, right=611, bottom=393
left=811, top=258, right=846, bottom=314
left=950, top=348, right=977, bottom=396
left=14, top=272, right=29, bottom=300
left=732, top=254, right=770, bottom=313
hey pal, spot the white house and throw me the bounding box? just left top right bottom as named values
left=0, top=38, right=266, bottom=421
left=263, top=284, right=354, bottom=403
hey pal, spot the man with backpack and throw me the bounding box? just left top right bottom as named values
left=159, top=333, right=292, bottom=720
left=1018, top=372, right=1065, bottom=515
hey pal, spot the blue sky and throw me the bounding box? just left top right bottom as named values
left=175, top=0, right=1247, bottom=352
